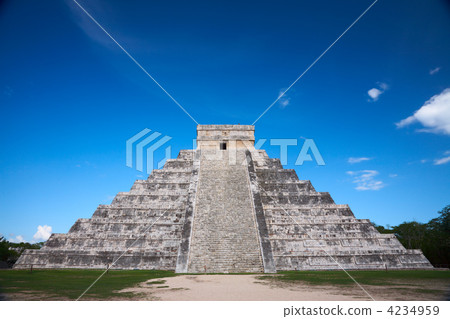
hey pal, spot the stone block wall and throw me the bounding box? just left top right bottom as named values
left=14, top=150, right=197, bottom=270
left=247, top=150, right=433, bottom=270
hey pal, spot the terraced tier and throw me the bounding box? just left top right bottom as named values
left=14, top=150, right=198, bottom=270
left=247, top=149, right=433, bottom=270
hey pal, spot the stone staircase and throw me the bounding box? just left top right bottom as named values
left=187, top=150, right=264, bottom=273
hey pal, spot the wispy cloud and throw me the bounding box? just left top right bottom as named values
left=434, top=157, right=450, bottom=165
left=434, top=151, right=450, bottom=165
left=33, top=225, right=52, bottom=242
left=277, top=88, right=291, bottom=109
left=67, top=1, right=115, bottom=48
left=67, top=1, right=140, bottom=51
left=347, top=170, right=385, bottom=191
left=429, top=67, right=441, bottom=75
left=367, top=82, right=388, bottom=102
left=348, top=157, right=372, bottom=164
left=396, top=88, right=450, bottom=135
left=9, top=235, right=25, bottom=243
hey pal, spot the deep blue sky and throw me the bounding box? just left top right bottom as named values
left=1, top=0, right=449, bottom=242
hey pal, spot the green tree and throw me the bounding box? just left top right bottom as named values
left=0, top=237, right=19, bottom=266
left=374, top=205, right=450, bottom=267
left=425, top=205, right=450, bottom=266
left=392, top=221, right=427, bottom=249
left=392, top=205, right=450, bottom=266
left=372, top=223, right=395, bottom=234
left=0, top=237, right=44, bottom=268
left=0, top=237, right=10, bottom=262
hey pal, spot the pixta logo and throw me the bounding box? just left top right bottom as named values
left=126, top=129, right=172, bottom=174
left=263, top=138, right=325, bottom=166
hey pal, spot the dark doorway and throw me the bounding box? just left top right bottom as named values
left=220, top=142, right=227, bottom=150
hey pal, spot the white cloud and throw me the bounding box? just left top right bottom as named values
left=347, top=170, right=385, bottom=191
left=277, top=89, right=291, bottom=109
left=348, top=157, right=371, bottom=164
left=434, top=151, right=450, bottom=165
left=280, top=99, right=290, bottom=108
left=9, top=235, right=25, bottom=243
left=378, top=82, right=388, bottom=90
left=434, top=157, right=450, bottom=165
left=396, top=88, right=450, bottom=135
left=429, top=67, right=441, bottom=75
left=396, top=116, right=416, bottom=127
left=33, top=225, right=52, bottom=242
left=368, top=88, right=382, bottom=101
left=367, top=82, right=388, bottom=101
left=389, top=173, right=398, bottom=178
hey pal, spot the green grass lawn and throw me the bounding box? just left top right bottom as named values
left=0, top=269, right=176, bottom=300
left=258, top=270, right=450, bottom=299
left=1, top=269, right=449, bottom=300
left=259, top=270, right=450, bottom=286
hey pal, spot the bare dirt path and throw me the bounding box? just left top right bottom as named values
left=119, top=275, right=370, bottom=301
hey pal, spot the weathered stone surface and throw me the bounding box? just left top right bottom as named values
left=248, top=148, right=432, bottom=270
left=186, top=150, right=264, bottom=273
left=14, top=150, right=197, bottom=270
left=175, top=150, right=201, bottom=273
left=14, top=125, right=433, bottom=271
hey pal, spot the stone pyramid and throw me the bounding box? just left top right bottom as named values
left=15, top=125, right=432, bottom=272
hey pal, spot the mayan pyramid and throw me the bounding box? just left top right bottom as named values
left=15, top=125, right=432, bottom=272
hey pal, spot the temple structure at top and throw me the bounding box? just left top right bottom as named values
left=196, top=124, right=255, bottom=150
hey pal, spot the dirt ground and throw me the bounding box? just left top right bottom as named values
left=3, top=273, right=447, bottom=301
left=118, top=274, right=449, bottom=301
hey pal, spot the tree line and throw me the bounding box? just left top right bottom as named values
left=374, top=204, right=450, bottom=267
left=0, top=238, right=44, bottom=268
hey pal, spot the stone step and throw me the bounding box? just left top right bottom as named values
left=13, top=148, right=198, bottom=270
left=187, top=150, right=264, bottom=273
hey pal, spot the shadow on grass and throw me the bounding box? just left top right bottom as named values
left=0, top=269, right=175, bottom=300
